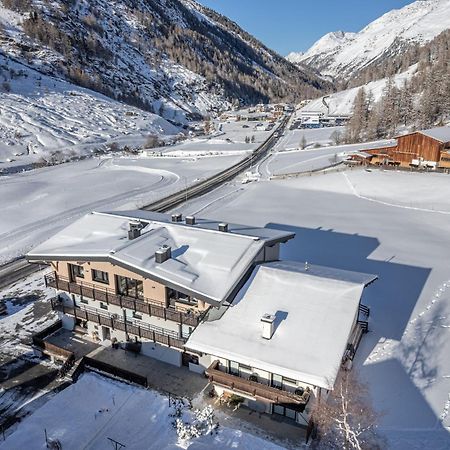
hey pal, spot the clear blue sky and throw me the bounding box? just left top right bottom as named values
left=197, top=0, right=415, bottom=55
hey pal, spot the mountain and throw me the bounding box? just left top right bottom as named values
left=0, top=0, right=328, bottom=123
left=291, top=0, right=450, bottom=80
left=285, top=51, right=304, bottom=64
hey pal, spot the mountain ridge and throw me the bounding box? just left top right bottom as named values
left=289, top=0, right=450, bottom=80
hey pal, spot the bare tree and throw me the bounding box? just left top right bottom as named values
left=330, top=130, right=342, bottom=146
left=300, top=134, right=307, bottom=149
left=311, top=369, right=384, bottom=450
left=145, top=134, right=161, bottom=149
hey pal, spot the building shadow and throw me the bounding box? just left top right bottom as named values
left=265, top=224, right=449, bottom=444
left=361, top=358, right=450, bottom=448
left=266, top=223, right=431, bottom=359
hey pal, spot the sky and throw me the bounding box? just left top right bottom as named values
left=196, top=0, right=416, bottom=55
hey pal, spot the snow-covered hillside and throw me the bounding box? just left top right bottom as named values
left=0, top=0, right=326, bottom=123
left=0, top=54, right=178, bottom=167
left=292, top=0, right=450, bottom=79
left=301, top=64, right=418, bottom=116
left=286, top=31, right=355, bottom=68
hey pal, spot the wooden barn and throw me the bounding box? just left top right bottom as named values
left=368, top=127, right=450, bottom=168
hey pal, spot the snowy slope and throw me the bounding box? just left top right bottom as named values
left=0, top=54, right=178, bottom=165
left=286, top=31, right=355, bottom=66
left=0, top=0, right=326, bottom=122
left=293, top=0, right=450, bottom=78
left=301, top=65, right=418, bottom=116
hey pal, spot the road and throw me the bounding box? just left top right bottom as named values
left=0, top=115, right=290, bottom=288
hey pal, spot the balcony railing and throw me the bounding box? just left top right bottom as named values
left=205, top=360, right=310, bottom=408
left=45, top=273, right=203, bottom=327
left=51, top=298, right=186, bottom=350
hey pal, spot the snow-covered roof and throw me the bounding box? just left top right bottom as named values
left=187, top=261, right=377, bottom=389
left=419, top=126, right=450, bottom=143
left=27, top=211, right=293, bottom=305
left=102, top=210, right=295, bottom=246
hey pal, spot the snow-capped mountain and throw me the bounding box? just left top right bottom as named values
left=0, top=0, right=327, bottom=122
left=292, top=0, right=450, bottom=79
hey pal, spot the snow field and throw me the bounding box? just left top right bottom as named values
left=0, top=372, right=286, bottom=450
left=177, top=169, right=450, bottom=449
left=0, top=153, right=245, bottom=264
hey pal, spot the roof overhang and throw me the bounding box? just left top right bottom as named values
left=27, top=252, right=252, bottom=308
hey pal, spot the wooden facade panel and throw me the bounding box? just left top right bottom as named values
left=368, top=133, right=445, bottom=167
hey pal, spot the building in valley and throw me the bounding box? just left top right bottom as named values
left=27, top=210, right=376, bottom=426
left=187, top=261, right=376, bottom=425
left=27, top=210, right=294, bottom=366
left=368, top=126, right=450, bottom=168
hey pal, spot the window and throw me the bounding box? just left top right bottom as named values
left=69, top=263, right=84, bottom=280
left=239, top=363, right=252, bottom=372
left=100, top=302, right=108, bottom=310
left=92, top=269, right=109, bottom=284
left=168, top=288, right=196, bottom=306
left=273, top=404, right=297, bottom=421
left=282, top=377, right=298, bottom=388
left=80, top=297, right=88, bottom=305
left=272, top=374, right=282, bottom=389
left=229, top=361, right=239, bottom=376
left=116, top=275, right=143, bottom=299
left=133, top=311, right=142, bottom=320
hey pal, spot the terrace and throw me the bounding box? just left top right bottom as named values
left=45, top=272, right=204, bottom=327
left=205, top=360, right=310, bottom=411
left=50, top=298, right=186, bottom=349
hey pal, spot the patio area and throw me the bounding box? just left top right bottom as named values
left=45, top=328, right=100, bottom=360
left=86, top=345, right=209, bottom=399
left=196, top=388, right=308, bottom=449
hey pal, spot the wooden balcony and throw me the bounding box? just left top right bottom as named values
left=51, top=298, right=186, bottom=350
left=45, top=273, right=203, bottom=327
left=205, top=360, right=309, bottom=409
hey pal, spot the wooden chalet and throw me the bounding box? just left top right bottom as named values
left=367, top=127, right=450, bottom=168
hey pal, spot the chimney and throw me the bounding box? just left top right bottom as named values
left=218, top=223, right=228, bottom=232
left=128, top=221, right=142, bottom=240
left=186, top=215, right=196, bottom=225
left=171, top=213, right=182, bottom=223
left=155, top=245, right=171, bottom=264
left=261, top=313, right=276, bottom=340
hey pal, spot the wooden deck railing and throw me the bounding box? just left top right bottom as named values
left=205, top=360, right=309, bottom=406
left=45, top=273, right=203, bottom=327
left=51, top=299, right=186, bottom=350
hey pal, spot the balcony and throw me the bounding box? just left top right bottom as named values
left=45, top=273, right=203, bottom=327
left=205, top=360, right=310, bottom=409
left=51, top=298, right=186, bottom=350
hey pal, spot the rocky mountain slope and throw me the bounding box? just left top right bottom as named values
left=289, top=0, right=450, bottom=81
left=0, top=0, right=328, bottom=123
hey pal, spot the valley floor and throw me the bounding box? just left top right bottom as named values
left=177, top=168, right=450, bottom=449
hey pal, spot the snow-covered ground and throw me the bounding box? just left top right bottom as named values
left=301, top=65, right=418, bottom=117
left=258, top=126, right=393, bottom=177
left=0, top=153, right=244, bottom=264
left=0, top=268, right=55, bottom=358
left=274, top=126, right=345, bottom=151
left=156, top=120, right=275, bottom=158
left=0, top=55, right=178, bottom=168
left=177, top=169, right=450, bottom=449
left=0, top=372, right=287, bottom=450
